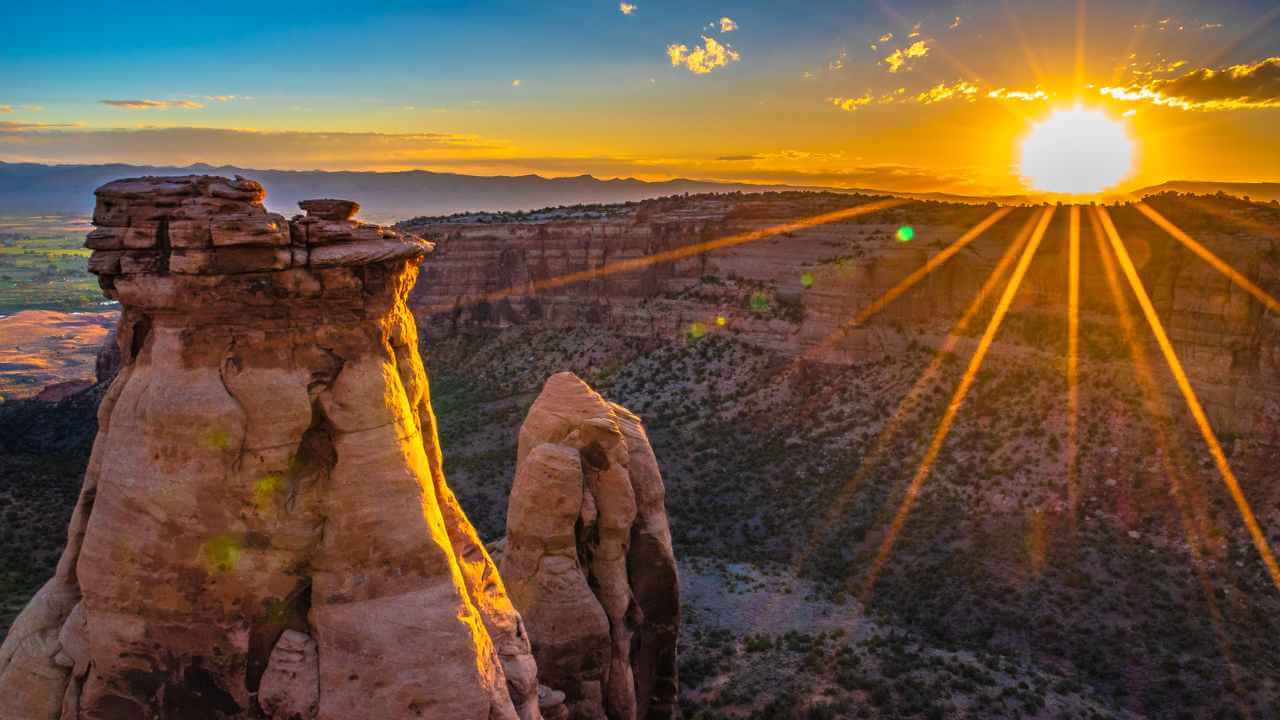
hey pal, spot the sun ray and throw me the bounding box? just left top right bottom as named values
left=1090, top=211, right=1254, bottom=712
left=1133, top=201, right=1280, bottom=315
left=797, top=206, right=1014, bottom=365
left=1095, top=206, right=1280, bottom=594
left=1167, top=194, right=1280, bottom=241
left=794, top=209, right=1040, bottom=574
left=861, top=206, right=1055, bottom=600
left=416, top=197, right=907, bottom=317
left=1066, top=206, right=1081, bottom=527
left=1073, top=0, right=1088, bottom=97
left=1000, top=0, right=1047, bottom=85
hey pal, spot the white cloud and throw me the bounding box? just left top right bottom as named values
left=667, top=36, right=741, bottom=75
left=620, top=2, right=636, bottom=15
left=720, top=16, right=738, bottom=32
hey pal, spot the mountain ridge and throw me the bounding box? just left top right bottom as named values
left=0, top=161, right=1025, bottom=222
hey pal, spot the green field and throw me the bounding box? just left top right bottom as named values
left=0, top=216, right=106, bottom=315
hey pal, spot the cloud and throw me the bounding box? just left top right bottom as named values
left=915, top=80, right=978, bottom=104
left=619, top=2, right=636, bottom=15
left=667, top=36, right=741, bottom=75
left=827, top=81, right=1048, bottom=112
left=0, top=126, right=499, bottom=170
left=828, top=49, right=846, bottom=71
left=878, top=33, right=894, bottom=43
left=719, top=16, right=738, bottom=32
left=511, top=79, right=522, bottom=87
left=99, top=99, right=205, bottom=110
left=1100, top=56, right=1280, bottom=110
left=828, top=94, right=873, bottom=111
left=908, top=23, right=922, bottom=38
left=883, top=40, right=929, bottom=73
left=986, top=87, right=1049, bottom=102
left=0, top=120, right=82, bottom=131
left=949, top=16, right=962, bottom=30
left=0, top=106, right=10, bottom=113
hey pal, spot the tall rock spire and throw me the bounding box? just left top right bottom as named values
left=0, top=176, right=542, bottom=719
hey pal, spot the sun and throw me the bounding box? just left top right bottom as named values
left=1019, top=106, right=1135, bottom=194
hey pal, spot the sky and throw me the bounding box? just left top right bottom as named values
left=2, top=0, right=1279, bottom=195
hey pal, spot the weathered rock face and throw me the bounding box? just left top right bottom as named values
left=499, top=373, right=679, bottom=720
left=0, top=176, right=543, bottom=719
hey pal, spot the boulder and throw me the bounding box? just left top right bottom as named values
left=0, top=176, right=543, bottom=720
left=500, top=372, right=680, bottom=720
left=299, top=199, right=360, bottom=221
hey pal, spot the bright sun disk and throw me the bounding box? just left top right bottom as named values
left=1020, top=106, right=1134, bottom=194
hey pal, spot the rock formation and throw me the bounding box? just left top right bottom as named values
left=0, top=176, right=547, bottom=719
left=498, top=373, right=679, bottom=720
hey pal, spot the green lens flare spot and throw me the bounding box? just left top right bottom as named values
left=800, top=273, right=814, bottom=289
left=896, top=225, right=915, bottom=243
left=686, top=322, right=707, bottom=339
left=204, top=429, right=233, bottom=451
left=253, top=473, right=285, bottom=512
left=202, top=534, right=242, bottom=574
left=749, top=292, right=770, bottom=311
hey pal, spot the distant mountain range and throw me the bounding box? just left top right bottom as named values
left=1, top=161, right=1273, bottom=222
left=0, top=161, right=1025, bottom=222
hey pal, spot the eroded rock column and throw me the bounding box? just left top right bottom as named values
left=0, top=177, right=541, bottom=720
left=500, top=373, right=680, bottom=720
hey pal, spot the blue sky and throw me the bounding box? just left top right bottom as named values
left=2, top=1, right=1278, bottom=192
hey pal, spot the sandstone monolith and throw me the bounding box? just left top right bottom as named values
left=499, top=372, right=680, bottom=720
left=0, top=176, right=543, bottom=720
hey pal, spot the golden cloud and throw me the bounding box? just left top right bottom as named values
left=620, top=2, right=636, bottom=15
left=667, top=36, right=741, bottom=75
left=0, top=120, right=82, bottom=131
left=1101, top=57, right=1280, bottom=110
left=0, top=106, right=11, bottom=113
left=883, top=40, right=929, bottom=73
left=828, top=94, right=873, bottom=112
left=719, top=17, right=738, bottom=32
left=100, top=99, right=206, bottom=110
left=915, top=81, right=978, bottom=104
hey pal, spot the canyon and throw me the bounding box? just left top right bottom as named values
left=2, top=183, right=1279, bottom=718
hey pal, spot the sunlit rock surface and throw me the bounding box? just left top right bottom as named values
left=0, top=176, right=544, bottom=720
left=498, top=372, right=679, bottom=720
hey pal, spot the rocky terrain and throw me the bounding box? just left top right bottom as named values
left=3, top=188, right=1279, bottom=719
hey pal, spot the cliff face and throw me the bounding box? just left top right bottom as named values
left=406, top=195, right=1280, bottom=443
left=0, top=177, right=542, bottom=720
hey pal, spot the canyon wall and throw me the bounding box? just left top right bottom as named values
left=0, top=177, right=545, bottom=720
left=406, top=195, right=1280, bottom=444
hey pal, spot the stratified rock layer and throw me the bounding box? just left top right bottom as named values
left=499, top=373, right=679, bottom=720
left=0, top=176, right=542, bottom=720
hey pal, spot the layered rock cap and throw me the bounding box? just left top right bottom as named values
left=0, top=176, right=546, bottom=719
left=498, top=372, right=680, bottom=720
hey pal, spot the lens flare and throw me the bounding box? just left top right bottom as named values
left=1020, top=106, right=1134, bottom=193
